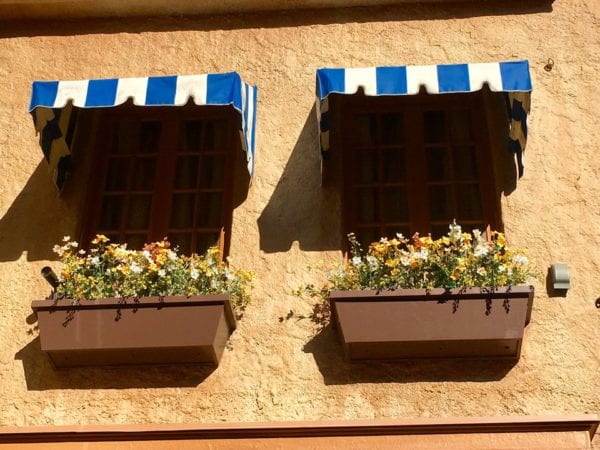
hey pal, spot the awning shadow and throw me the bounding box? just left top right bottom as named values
left=0, top=1, right=555, bottom=38
left=15, top=337, right=217, bottom=390
left=0, top=161, right=79, bottom=262
left=257, top=106, right=342, bottom=253
left=303, top=325, right=517, bottom=385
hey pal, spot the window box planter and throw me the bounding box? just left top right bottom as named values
left=31, top=295, right=236, bottom=368
left=329, top=286, right=534, bottom=362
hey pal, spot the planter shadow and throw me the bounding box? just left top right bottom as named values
left=303, top=325, right=517, bottom=386
left=15, top=337, right=217, bottom=391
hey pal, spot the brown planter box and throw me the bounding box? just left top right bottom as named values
left=329, top=286, right=534, bottom=362
left=31, top=295, right=236, bottom=368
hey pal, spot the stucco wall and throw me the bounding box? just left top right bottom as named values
left=0, top=0, right=598, bottom=438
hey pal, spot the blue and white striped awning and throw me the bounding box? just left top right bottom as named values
left=316, top=60, right=532, bottom=176
left=29, top=72, right=258, bottom=190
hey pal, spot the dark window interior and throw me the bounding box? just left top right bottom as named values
left=336, top=91, right=500, bottom=248
left=82, top=105, right=238, bottom=257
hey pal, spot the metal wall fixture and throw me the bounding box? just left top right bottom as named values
left=550, top=263, right=570, bottom=291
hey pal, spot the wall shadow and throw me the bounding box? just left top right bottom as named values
left=15, top=337, right=217, bottom=390
left=0, top=1, right=555, bottom=38
left=257, top=106, right=342, bottom=253
left=303, top=325, right=517, bottom=385
left=0, top=161, right=79, bottom=262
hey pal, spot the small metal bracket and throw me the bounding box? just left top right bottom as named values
left=550, top=263, right=570, bottom=291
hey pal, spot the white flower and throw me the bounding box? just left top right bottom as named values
left=78, top=249, right=86, bottom=255
left=497, top=265, right=505, bottom=272
left=400, top=255, right=411, bottom=266
left=158, top=269, right=166, bottom=277
left=53, top=245, right=65, bottom=257
left=62, top=236, right=71, bottom=242
left=90, top=256, right=100, bottom=265
left=474, top=245, right=489, bottom=257
left=366, top=255, right=379, bottom=270
left=477, top=267, right=487, bottom=276
left=130, top=263, right=142, bottom=274
left=142, top=250, right=153, bottom=263
left=396, top=232, right=404, bottom=240
left=351, top=256, right=362, bottom=267
left=190, top=268, right=199, bottom=280
left=513, top=254, right=528, bottom=265
left=167, top=251, right=177, bottom=261
left=448, top=220, right=462, bottom=243
left=70, top=241, right=79, bottom=248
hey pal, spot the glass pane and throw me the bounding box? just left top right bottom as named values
left=132, top=158, right=156, bottom=191
left=127, top=195, right=152, bottom=230
left=383, top=148, right=406, bottom=182
left=139, top=122, right=161, bottom=153
left=357, top=227, right=380, bottom=249
left=199, top=155, right=226, bottom=188
left=182, top=120, right=203, bottom=152
left=354, top=150, right=378, bottom=184
left=381, top=113, right=404, bottom=145
left=356, top=188, right=378, bottom=223
left=196, top=232, right=221, bottom=256
left=175, top=156, right=199, bottom=189
left=427, top=147, right=451, bottom=181
left=431, top=224, right=449, bottom=239
left=169, top=232, right=192, bottom=254
left=383, top=225, right=410, bottom=240
left=99, top=196, right=124, bottom=230
left=105, top=158, right=130, bottom=191
left=353, top=114, right=376, bottom=147
left=197, top=193, right=223, bottom=228
left=112, top=120, right=138, bottom=154
left=382, top=187, right=409, bottom=222
left=204, top=120, right=228, bottom=150
left=456, top=184, right=483, bottom=220
left=125, top=233, right=147, bottom=250
left=448, top=109, right=472, bottom=142
left=424, top=110, right=446, bottom=143
left=453, top=145, right=478, bottom=180
left=170, top=193, right=195, bottom=228
left=428, top=185, right=453, bottom=221
left=104, top=233, right=120, bottom=244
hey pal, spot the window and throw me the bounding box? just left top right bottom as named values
left=334, top=91, right=500, bottom=248
left=82, top=105, right=238, bottom=257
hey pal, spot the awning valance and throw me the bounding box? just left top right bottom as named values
left=316, top=60, right=532, bottom=176
left=29, top=72, right=257, bottom=190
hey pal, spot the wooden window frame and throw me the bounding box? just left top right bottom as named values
left=80, top=104, right=239, bottom=258
left=332, top=91, right=501, bottom=247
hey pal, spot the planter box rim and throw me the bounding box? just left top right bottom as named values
left=330, top=285, right=533, bottom=301
left=32, top=294, right=236, bottom=331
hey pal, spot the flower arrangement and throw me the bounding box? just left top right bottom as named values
left=52, top=235, right=253, bottom=311
left=297, top=222, right=536, bottom=306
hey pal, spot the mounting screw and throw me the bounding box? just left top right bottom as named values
left=544, top=58, right=555, bottom=72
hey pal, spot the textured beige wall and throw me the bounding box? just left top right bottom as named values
left=0, top=0, right=598, bottom=437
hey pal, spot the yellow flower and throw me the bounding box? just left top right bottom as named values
left=385, top=258, right=397, bottom=268
left=91, top=235, right=110, bottom=244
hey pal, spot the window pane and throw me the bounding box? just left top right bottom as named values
left=199, top=155, right=226, bottom=189
left=456, top=184, right=483, bottom=220
left=383, top=148, right=406, bottom=182
left=382, top=187, right=409, bottom=222
left=132, top=158, right=156, bottom=191
left=204, top=120, right=228, bottom=150
left=430, top=224, right=449, bottom=239
left=428, top=185, right=453, bottom=220
left=112, top=120, right=138, bottom=154
left=448, top=109, right=472, bottom=142
left=105, top=158, right=130, bottom=191
left=99, top=196, right=124, bottom=230
left=381, top=113, right=404, bottom=145
left=127, top=195, right=152, bottom=230
left=353, top=114, right=376, bottom=147
left=427, top=147, right=451, bottom=181
left=196, top=232, right=221, bottom=256
left=453, top=145, right=478, bottom=180
left=354, top=150, right=378, bottom=184
left=357, top=227, right=380, bottom=249
left=182, top=120, right=203, bottom=152
left=170, top=193, right=195, bottom=228
left=175, top=156, right=199, bottom=189
left=197, top=193, right=223, bottom=228
left=139, top=121, right=161, bottom=154
left=125, top=233, right=147, bottom=250
left=169, top=232, right=192, bottom=254
left=356, top=188, right=378, bottom=223
left=424, top=111, right=446, bottom=143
